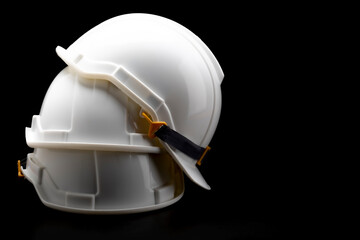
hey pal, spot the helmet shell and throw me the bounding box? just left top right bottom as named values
left=23, top=13, right=223, bottom=213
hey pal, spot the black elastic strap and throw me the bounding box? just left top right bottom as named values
left=155, top=125, right=207, bottom=160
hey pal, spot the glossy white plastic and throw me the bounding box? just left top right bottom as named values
left=23, top=13, right=223, bottom=213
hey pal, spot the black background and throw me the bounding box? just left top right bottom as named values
left=3, top=2, right=305, bottom=239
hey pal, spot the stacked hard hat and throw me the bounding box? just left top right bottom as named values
left=22, top=13, right=223, bottom=214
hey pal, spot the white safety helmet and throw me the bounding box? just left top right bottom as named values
left=20, top=13, right=223, bottom=214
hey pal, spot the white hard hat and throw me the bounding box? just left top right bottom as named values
left=21, top=13, right=223, bottom=214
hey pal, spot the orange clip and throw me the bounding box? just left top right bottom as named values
left=142, top=112, right=167, bottom=138
left=17, top=160, right=24, bottom=177
left=196, top=146, right=211, bottom=166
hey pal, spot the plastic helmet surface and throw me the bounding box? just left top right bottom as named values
left=22, top=13, right=223, bottom=214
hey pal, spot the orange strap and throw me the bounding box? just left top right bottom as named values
left=17, top=160, right=24, bottom=177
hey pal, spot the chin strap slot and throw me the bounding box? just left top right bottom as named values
left=142, top=112, right=210, bottom=165
left=141, top=112, right=168, bottom=138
